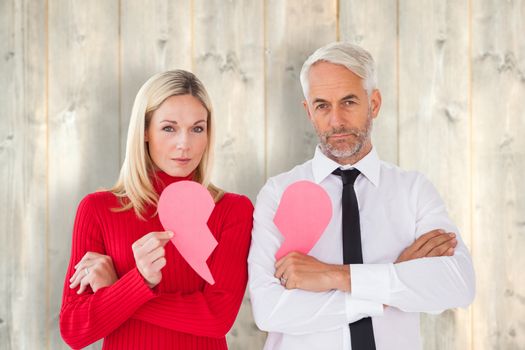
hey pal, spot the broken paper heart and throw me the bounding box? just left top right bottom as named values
left=274, top=180, right=332, bottom=260
left=158, top=181, right=217, bottom=285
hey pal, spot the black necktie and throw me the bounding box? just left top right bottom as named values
left=332, top=168, right=376, bottom=350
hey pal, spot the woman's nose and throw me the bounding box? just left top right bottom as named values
left=175, top=133, right=190, bottom=151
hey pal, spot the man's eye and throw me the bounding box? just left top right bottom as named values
left=343, top=100, right=356, bottom=106
left=162, top=126, right=174, bottom=132
left=315, top=104, right=328, bottom=110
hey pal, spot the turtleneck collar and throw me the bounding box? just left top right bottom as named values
left=151, top=170, right=195, bottom=194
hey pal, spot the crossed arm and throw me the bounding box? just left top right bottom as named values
left=274, top=229, right=458, bottom=292
left=247, top=177, right=475, bottom=334
left=60, top=195, right=253, bottom=348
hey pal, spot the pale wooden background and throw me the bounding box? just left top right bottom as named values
left=1, top=0, right=524, bottom=349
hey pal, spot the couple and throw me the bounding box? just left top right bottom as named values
left=60, top=42, right=475, bottom=350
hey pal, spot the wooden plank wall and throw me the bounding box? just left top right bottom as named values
left=397, top=2, right=472, bottom=349
left=0, top=1, right=47, bottom=349
left=472, top=0, right=525, bottom=348
left=1, top=0, right=524, bottom=349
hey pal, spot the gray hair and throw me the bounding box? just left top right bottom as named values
left=300, top=42, right=377, bottom=98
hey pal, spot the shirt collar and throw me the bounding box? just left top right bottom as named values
left=312, top=145, right=381, bottom=187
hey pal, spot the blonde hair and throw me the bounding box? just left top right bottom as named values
left=110, top=70, right=222, bottom=219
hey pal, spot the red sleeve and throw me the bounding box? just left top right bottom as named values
left=131, top=195, right=254, bottom=338
left=59, top=195, right=156, bottom=349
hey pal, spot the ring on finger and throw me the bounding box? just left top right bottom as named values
left=84, top=267, right=90, bottom=276
left=280, top=277, right=287, bottom=285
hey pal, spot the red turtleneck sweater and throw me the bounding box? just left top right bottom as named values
left=59, top=172, right=254, bottom=349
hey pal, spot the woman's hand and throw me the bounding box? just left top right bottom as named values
left=69, top=252, right=118, bottom=294
left=132, top=231, right=173, bottom=288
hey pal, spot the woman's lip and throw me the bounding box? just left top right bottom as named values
left=172, top=158, right=191, bottom=163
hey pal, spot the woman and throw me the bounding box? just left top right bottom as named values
left=60, top=70, right=254, bottom=349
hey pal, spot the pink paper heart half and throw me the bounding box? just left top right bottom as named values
left=158, top=181, right=217, bottom=285
left=274, top=180, right=332, bottom=260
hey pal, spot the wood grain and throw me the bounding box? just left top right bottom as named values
left=47, top=1, right=120, bottom=348
left=120, top=0, right=192, bottom=161
left=265, top=0, right=338, bottom=177
left=472, top=0, right=525, bottom=348
left=398, top=1, right=472, bottom=349
left=192, top=1, right=266, bottom=347
left=0, top=0, right=47, bottom=349
left=339, top=0, right=399, bottom=164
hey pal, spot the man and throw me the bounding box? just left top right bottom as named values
left=248, top=42, right=475, bottom=350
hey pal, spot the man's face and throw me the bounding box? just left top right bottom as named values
left=303, top=62, right=381, bottom=162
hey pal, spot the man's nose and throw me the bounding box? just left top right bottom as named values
left=328, top=106, right=345, bottom=127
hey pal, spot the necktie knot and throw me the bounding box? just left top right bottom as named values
left=332, top=168, right=361, bottom=186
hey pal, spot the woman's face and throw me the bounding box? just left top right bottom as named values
left=145, top=94, right=208, bottom=177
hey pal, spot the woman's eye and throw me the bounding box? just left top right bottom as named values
left=162, top=126, right=174, bottom=132
left=193, top=126, right=205, bottom=133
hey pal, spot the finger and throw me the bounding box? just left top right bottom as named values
left=275, top=251, right=299, bottom=270
left=274, top=263, right=287, bottom=280
left=70, top=262, right=97, bottom=288
left=146, top=246, right=166, bottom=265
left=74, top=251, right=104, bottom=269
left=74, top=252, right=93, bottom=269
left=133, top=231, right=173, bottom=250
left=136, top=232, right=173, bottom=256
left=70, top=272, right=84, bottom=289
left=427, top=239, right=458, bottom=257
left=284, top=276, right=295, bottom=290
left=275, top=255, right=295, bottom=279
left=69, top=268, right=81, bottom=284
left=149, top=257, right=167, bottom=272
left=410, top=230, right=445, bottom=252
left=274, top=256, right=287, bottom=271
left=70, top=259, right=99, bottom=282
left=417, top=234, right=455, bottom=257
left=132, top=232, right=159, bottom=249
left=77, top=275, right=92, bottom=294
left=70, top=267, right=92, bottom=289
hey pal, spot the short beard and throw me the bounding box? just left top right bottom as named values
left=316, top=112, right=373, bottom=161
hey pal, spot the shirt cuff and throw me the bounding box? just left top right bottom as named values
left=350, top=263, right=393, bottom=304
left=344, top=293, right=384, bottom=323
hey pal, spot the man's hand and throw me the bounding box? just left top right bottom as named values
left=69, top=252, right=118, bottom=294
left=395, top=229, right=457, bottom=263
left=274, top=229, right=456, bottom=293
left=132, top=231, right=173, bottom=288
left=274, top=252, right=350, bottom=292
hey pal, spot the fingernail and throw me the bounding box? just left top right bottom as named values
left=69, top=284, right=73, bottom=288
left=168, top=231, right=174, bottom=238
left=69, top=277, right=73, bottom=282
left=438, top=229, right=445, bottom=233
left=449, top=233, right=456, bottom=237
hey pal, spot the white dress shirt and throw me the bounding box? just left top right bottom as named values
left=248, top=146, right=475, bottom=350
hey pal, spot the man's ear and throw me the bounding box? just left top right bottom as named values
left=303, top=100, right=313, bottom=121
left=369, top=89, right=382, bottom=119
